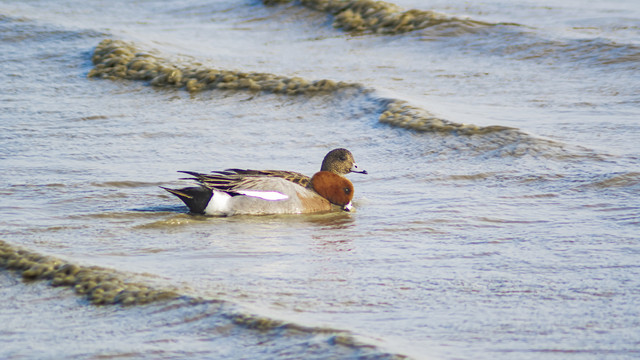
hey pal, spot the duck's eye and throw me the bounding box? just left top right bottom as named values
left=344, top=187, right=351, bottom=194
left=339, top=156, right=347, bottom=161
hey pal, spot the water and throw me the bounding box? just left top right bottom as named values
left=1, top=0, right=639, bottom=359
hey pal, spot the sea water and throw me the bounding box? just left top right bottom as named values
left=1, top=0, right=639, bottom=359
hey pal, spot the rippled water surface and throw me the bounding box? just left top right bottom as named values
left=1, top=1, right=639, bottom=359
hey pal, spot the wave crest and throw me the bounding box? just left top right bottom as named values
left=263, top=0, right=504, bottom=34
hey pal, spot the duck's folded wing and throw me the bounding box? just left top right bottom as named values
left=222, top=169, right=311, bottom=187
left=178, top=170, right=309, bottom=197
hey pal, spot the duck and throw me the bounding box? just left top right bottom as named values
left=162, top=148, right=367, bottom=216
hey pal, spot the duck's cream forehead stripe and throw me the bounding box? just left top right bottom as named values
left=236, top=190, right=289, bottom=201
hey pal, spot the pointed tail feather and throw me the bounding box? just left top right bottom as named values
left=160, top=186, right=213, bottom=214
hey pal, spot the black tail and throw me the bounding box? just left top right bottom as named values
left=160, top=186, right=213, bottom=214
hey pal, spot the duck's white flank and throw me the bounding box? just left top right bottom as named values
left=204, top=191, right=232, bottom=215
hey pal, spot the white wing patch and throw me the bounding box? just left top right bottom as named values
left=235, top=190, right=289, bottom=201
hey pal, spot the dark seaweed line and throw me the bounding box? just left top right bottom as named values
left=0, top=239, right=408, bottom=359
left=89, top=39, right=596, bottom=159
left=89, top=39, right=510, bottom=136
left=261, top=0, right=517, bottom=34
left=0, top=239, right=181, bottom=306
left=261, top=0, right=640, bottom=69
left=89, top=39, right=604, bottom=161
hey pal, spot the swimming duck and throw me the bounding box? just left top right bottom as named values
left=162, top=148, right=366, bottom=216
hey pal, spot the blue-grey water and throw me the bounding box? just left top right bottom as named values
left=1, top=0, right=639, bottom=359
